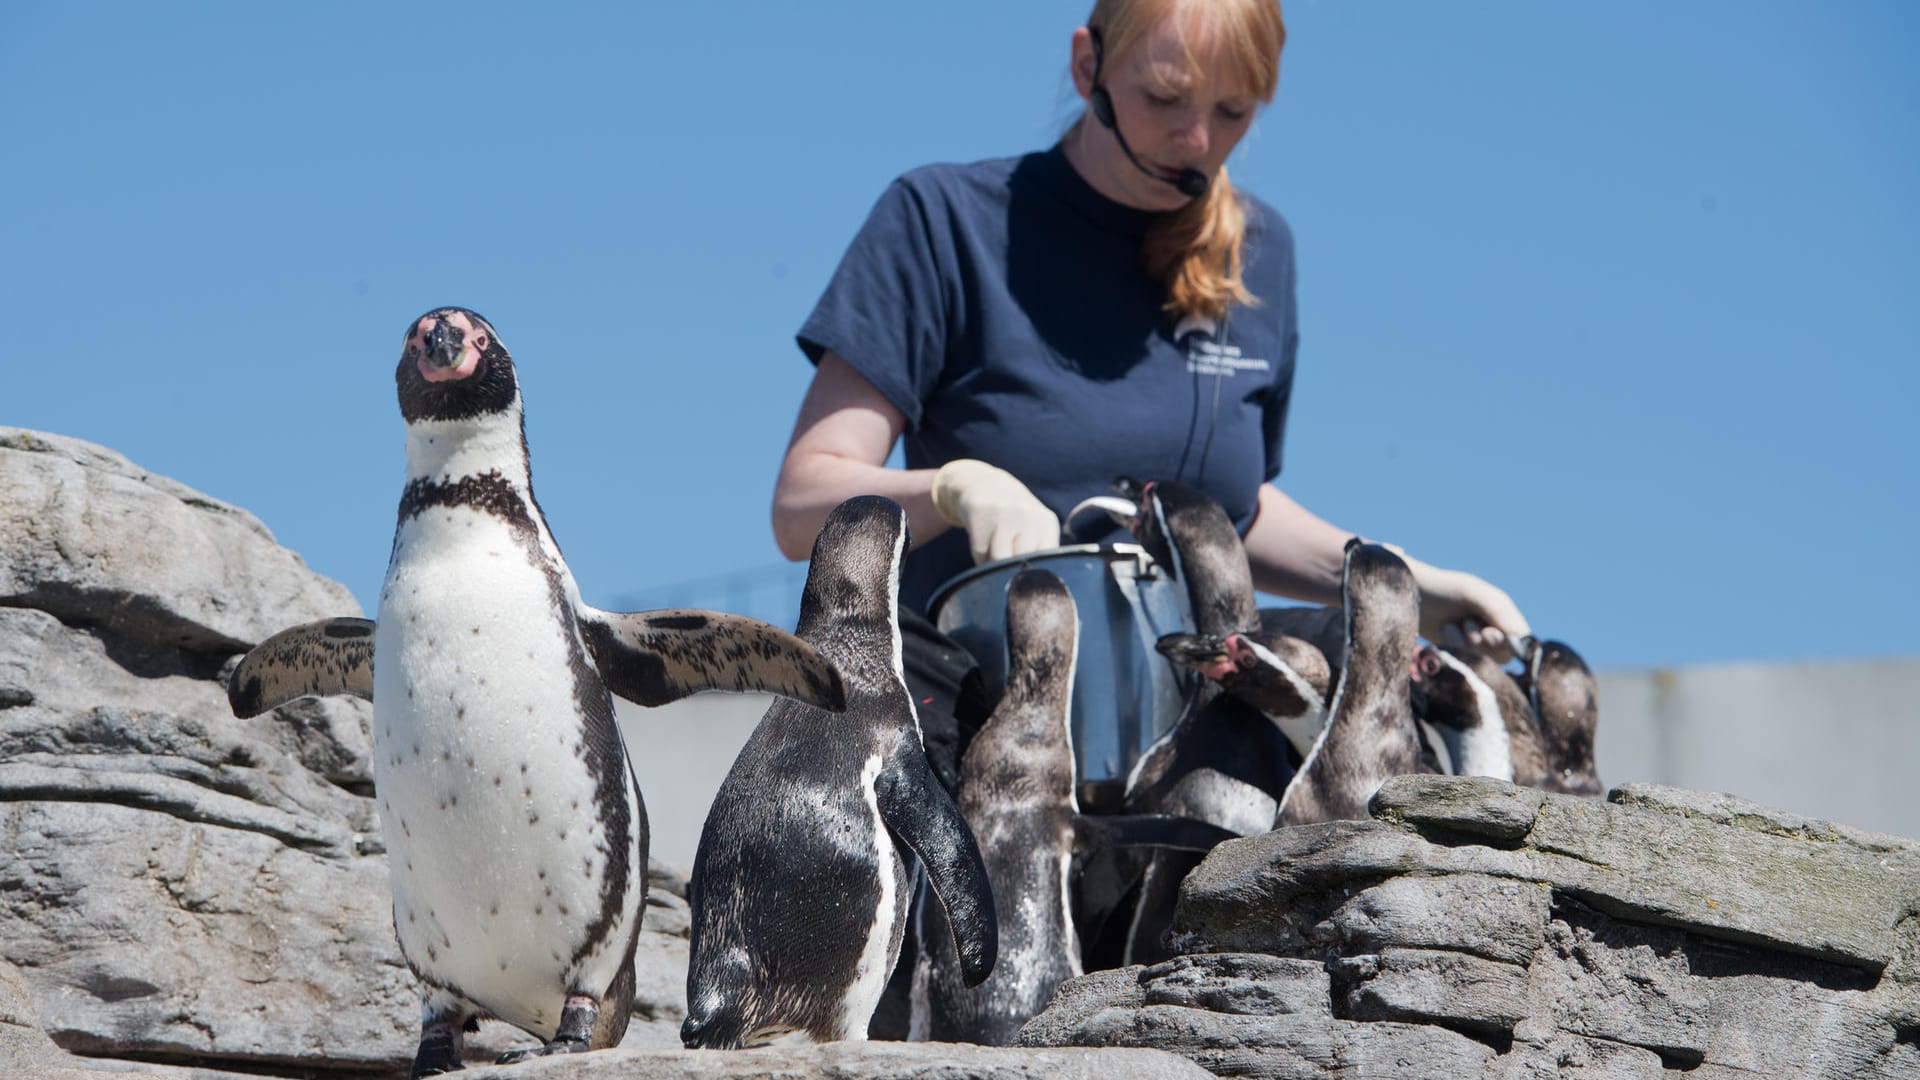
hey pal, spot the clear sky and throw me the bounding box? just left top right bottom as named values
left=5, top=2, right=1916, bottom=673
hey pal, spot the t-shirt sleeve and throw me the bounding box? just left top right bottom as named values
left=796, top=177, right=953, bottom=432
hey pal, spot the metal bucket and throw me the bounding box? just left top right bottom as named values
left=928, top=544, right=1191, bottom=811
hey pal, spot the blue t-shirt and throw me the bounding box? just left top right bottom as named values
left=798, top=144, right=1300, bottom=612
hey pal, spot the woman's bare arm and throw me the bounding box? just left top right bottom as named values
left=1240, top=483, right=1355, bottom=607
left=770, top=351, right=955, bottom=560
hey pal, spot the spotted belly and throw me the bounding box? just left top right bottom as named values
left=373, top=509, right=640, bottom=1037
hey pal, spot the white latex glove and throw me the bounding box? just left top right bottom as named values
left=1385, top=545, right=1532, bottom=662
left=930, top=459, right=1061, bottom=565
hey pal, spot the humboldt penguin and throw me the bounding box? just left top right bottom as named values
left=1275, top=540, right=1433, bottom=827
left=1518, top=638, right=1603, bottom=795
left=681, top=496, right=997, bottom=1049
left=228, top=307, right=846, bottom=1076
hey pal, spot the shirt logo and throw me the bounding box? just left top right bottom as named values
left=1175, top=314, right=1269, bottom=377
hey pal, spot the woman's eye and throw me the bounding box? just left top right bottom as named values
left=1217, top=105, right=1251, bottom=122
left=1145, top=92, right=1182, bottom=108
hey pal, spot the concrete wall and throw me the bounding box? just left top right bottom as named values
left=624, top=656, right=1920, bottom=869
left=1595, top=655, right=1920, bottom=839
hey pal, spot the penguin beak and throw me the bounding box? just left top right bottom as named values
left=1155, top=633, right=1232, bottom=677
left=424, top=319, right=464, bottom=371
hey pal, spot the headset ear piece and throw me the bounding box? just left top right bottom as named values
left=1089, top=87, right=1116, bottom=129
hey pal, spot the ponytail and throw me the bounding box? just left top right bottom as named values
left=1143, top=164, right=1255, bottom=322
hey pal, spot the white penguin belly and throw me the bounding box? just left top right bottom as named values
left=374, top=508, right=638, bottom=1037
left=839, top=752, right=900, bottom=1041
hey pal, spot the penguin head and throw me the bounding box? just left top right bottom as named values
left=1117, top=478, right=1257, bottom=637
left=796, top=496, right=909, bottom=643
left=1529, top=639, right=1599, bottom=747
left=1340, top=542, right=1419, bottom=661
left=1412, top=644, right=1484, bottom=731
left=395, top=307, right=521, bottom=424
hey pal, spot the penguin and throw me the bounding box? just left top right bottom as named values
left=1112, top=479, right=1295, bottom=834
left=681, top=496, right=997, bottom=1049
left=1274, top=540, right=1433, bottom=827
left=1517, top=638, right=1603, bottom=796
left=1410, top=644, right=1514, bottom=781
left=907, top=569, right=1234, bottom=1044
left=227, top=308, right=847, bottom=1077
left=1437, top=642, right=1550, bottom=789
left=910, top=567, right=1077, bottom=1045
left=1154, top=629, right=1331, bottom=759
left=1108, top=479, right=1299, bottom=964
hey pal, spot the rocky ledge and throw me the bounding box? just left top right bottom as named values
left=1018, top=774, right=1920, bottom=1078
left=7, top=426, right=1917, bottom=1079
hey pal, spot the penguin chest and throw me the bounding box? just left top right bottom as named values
left=373, top=510, right=639, bottom=1033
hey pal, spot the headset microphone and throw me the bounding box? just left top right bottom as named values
left=1087, top=28, right=1210, bottom=199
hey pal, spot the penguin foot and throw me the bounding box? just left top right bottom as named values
left=494, top=1039, right=588, bottom=1064
left=495, top=995, right=600, bottom=1064
left=409, top=1029, right=466, bottom=1077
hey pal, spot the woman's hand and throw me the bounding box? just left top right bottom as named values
left=1390, top=548, right=1532, bottom=661
left=930, top=459, right=1061, bottom=565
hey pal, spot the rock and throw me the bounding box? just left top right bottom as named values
left=1183, top=774, right=1920, bottom=976
left=0, top=428, right=356, bottom=655
left=1016, top=955, right=1494, bottom=1079
left=457, top=1043, right=1213, bottom=1080
left=1333, top=948, right=1532, bottom=1036
left=1024, top=775, right=1920, bottom=1077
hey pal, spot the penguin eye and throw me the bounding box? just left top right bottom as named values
left=473, top=333, right=489, bottom=351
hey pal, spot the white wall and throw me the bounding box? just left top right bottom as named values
left=616, top=693, right=773, bottom=870
left=624, top=656, right=1920, bottom=869
left=1595, top=656, right=1920, bottom=838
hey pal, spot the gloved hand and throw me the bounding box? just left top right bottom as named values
left=930, top=459, right=1061, bottom=565
left=1386, top=545, right=1532, bottom=662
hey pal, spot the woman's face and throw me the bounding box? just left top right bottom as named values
left=1071, top=19, right=1263, bottom=211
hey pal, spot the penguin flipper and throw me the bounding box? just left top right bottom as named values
left=227, top=618, right=375, bottom=718
left=875, top=755, right=998, bottom=988
left=576, top=607, right=847, bottom=711
left=1073, top=813, right=1241, bottom=855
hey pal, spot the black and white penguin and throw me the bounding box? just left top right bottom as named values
left=1274, top=540, right=1433, bottom=827
left=910, top=570, right=1234, bottom=1043
left=1518, top=638, right=1603, bottom=796
left=1411, top=644, right=1514, bottom=781
left=911, top=567, right=1079, bottom=1045
left=1437, top=642, right=1549, bottom=789
left=1110, top=479, right=1297, bottom=964
left=681, top=496, right=997, bottom=1049
left=227, top=308, right=847, bottom=1076
left=1155, top=629, right=1331, bottom=760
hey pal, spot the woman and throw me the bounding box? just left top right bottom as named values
left=772, top=0, right=1528, bottom=790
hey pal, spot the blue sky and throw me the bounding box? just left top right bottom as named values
left=5, top=2, right=1915, bottom=672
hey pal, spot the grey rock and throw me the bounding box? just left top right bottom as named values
left=1182, top=775, right=1920, bottom=977
left=1530, top=908, right=1712, bottom=1064
left=1610, top=783, right=1920, bottom=854
left=1368, top=773, right=1545, bottom=843
left=1334, top=948, right=1532, bottom=1036
left=1525, top=788, right=1920, bottom=973
left=1139, top=953, right=1331, bottom=1017
left=1321, top=874, right=1551, bottom=967
left=1490, top=1020, right=1667, bottom=1079
left=1018, top=958, right=1494, bottom=1079
left=0, top=427, right=358, bottom=654
left=457, top=1042, right=1214, bottom=1080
